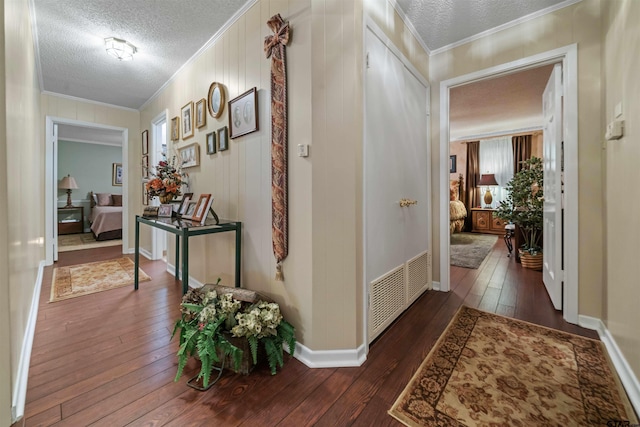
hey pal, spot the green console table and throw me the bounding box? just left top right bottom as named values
left=134, top=215, right=242, bottom=294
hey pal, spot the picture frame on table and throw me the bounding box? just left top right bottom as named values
left=217, top=126, right=228, bottom=151
left=177, top=193, right=194, bottom=216
left=206, top=132, right=216, bottom=155
left=112, top=163, right=123, bottom=186
left=142, top=130, right=149, bottom=154
left=192, top=194, right=213, bottom=223
left=158, top=204, right=173, bottom=217
left=228, top=87, right=258, bottom=139
left=171, top=116, right=180, bottom=142
left=181, top=101, right=194, bottom=140
left=196, top=98, right=207, bottom=129
left=179, top=143, right=200, bottom=168
left=449, top=155, right=457, bottom=173
left=181, top=201, right=198, bottom=220
left=207, top=82, right=225, bottom=119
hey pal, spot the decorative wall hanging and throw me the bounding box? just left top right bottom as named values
left=181, top=101, right=194, bottom=140
left=229, top=87, right=258, bottom=139
left=218, top=126, right=229, bottom=151
left=206, top=131, right=216, bottom=154
left=208, top=82, right=225, bottom=119
left=264, top=13, right=290, bottom=281
left=196, top=98, right=207, bottom=128
left=179, top=143, right=200, bottom=168
left=142, top=130, right=149, bottom=154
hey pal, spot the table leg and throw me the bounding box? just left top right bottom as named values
left=175, top=234, right=180, bottom=280
left=134, top=218, right=140, bottom=290
left=181, top=233, right=189, bottom=295
left=235, top=222, right=241, bottom=288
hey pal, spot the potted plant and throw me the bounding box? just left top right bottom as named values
left=495, top=156, right=544, bottom=270
left=172, top=281, right=296, bottom=389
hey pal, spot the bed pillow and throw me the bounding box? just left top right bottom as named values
left=96, top=193, right=113, bottom=206
left=450, top=188, right=458, bottom=201
left=111, top=194, right=123, bottom=206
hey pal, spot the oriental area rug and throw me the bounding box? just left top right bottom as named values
left=50, top=258, right=150, bottom=302
left=450, top=233, right=498, bottom=269
left=389, top=306, right=638, bottom=427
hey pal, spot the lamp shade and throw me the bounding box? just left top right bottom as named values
left=478, top=174, right=499, bottom=187
left=59, top=175, right=79, bottom=190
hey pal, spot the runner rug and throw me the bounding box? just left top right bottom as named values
left=50, top=258, right=150, bottom=302
left=389, top=306, right=638, bottom=426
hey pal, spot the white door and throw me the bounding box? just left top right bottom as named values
left=542, top=64, right=563, bottom=310
left=365, top=27, right=430, bottom=341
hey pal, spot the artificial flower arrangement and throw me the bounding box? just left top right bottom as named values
left=172, top=281, right=296, bottom=388
left=145, top=153, right=186, bottom=202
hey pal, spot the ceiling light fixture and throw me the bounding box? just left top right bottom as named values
left=104, top=37, right=137, bottom=61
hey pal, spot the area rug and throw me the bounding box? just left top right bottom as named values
left=450, top=233, right=498, bottom=269
left=389, top=306, right=638, bottom=426
left=58, top=232, right=121, bottom=252
left=50, top=258, right=150, bottom=302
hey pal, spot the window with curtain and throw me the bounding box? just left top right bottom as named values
left=479, top=137, right=514, bottom=208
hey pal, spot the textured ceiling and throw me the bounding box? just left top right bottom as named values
left=449, top=64, right=554, bottom=140
left=33, top=0, right=250, bottom=109
left=394, top=0, right=574, bottom=52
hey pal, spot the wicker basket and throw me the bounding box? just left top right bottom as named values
left=203, top=283, right=272, bottom=375
left=519, top=250, right=543, bottom=270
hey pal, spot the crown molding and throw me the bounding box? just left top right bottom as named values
left=42, top=91, right=140, bottom=113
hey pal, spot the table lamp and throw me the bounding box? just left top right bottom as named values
left=478, top=173, right=498, bottom=208
left=59, top=175, right=79, bottom=208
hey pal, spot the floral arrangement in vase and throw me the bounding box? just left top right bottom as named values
left=172, top=281, right=296, bottom=388
left=145, top=153, right=186, bottom=203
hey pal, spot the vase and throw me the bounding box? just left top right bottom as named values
left=519, top=250, right=543, bottom=270
left=159, top=194, right=175, bottom=204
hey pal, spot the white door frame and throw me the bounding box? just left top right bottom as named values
left=150, top=110, right=169, bottom=260
left=45, top=116, right=129, bottom=265
left=439, top=44, right=578, bottom=324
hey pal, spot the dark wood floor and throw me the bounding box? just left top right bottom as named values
left=16, top=238, right=597, bottom=426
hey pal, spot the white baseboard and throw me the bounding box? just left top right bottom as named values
left=293, top=342, right=367, bottom=368
left=138, top=247, right=152, bottom=260
left=432, top=281, right=442, bottom=291
left=579, top=315, right=640, bottom=416
left=166, top=262, right=204, bottom=289
left=11, top=260, right=45, bottom=423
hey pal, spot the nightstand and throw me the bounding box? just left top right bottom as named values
left=58, top=206, right=84, bottom=235
left=470, top=208, right=506, bottom=235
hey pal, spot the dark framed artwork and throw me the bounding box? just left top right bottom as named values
left=228, top=87, right=258, bottom=139
left=142, top=130, right=149, bottom=154
left=449, top=155, right=457, bottom=173
left=217, top=126, right=229, bottom=151
left=206, top=131, right=216, bottom=155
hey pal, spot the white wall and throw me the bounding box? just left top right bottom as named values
left=1, top=0, right=44, bottom=422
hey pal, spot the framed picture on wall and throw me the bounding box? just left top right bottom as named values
left=181, top=101, right=194, bottom=140
left=228, top=87, right=258, bottom=139
left=206, top=131, right=216, bottom=155
left=142, top=130, right=149, bottom=154
left=142, top=155, right=149, bottom=178
left=112, top=163, right=123, bottom=186
left=208, top=82, right=225, bottom=119
left=449, top=155, right=457, bottom=173
left=196, top=98, right=207, bottom=128
left=171, top=116, right=180, bottom=142
left=218, top=126, right=228, bottom=151
left=179, top=142, right=200, bottom=168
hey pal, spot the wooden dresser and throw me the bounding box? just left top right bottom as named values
left=470, top=208, right=507, bottom=235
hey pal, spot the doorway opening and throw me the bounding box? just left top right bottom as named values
left=439, top=44, right=578, bottom=324
left=150, top=110, right=169, bottom=261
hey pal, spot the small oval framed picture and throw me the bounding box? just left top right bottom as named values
left=207, top=82, right=225, bottom=119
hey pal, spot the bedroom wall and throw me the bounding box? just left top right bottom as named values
left=1, top=0, right=43, bottom=421
left=430, top=0, right=604, bottom=319
left=58, top=140, right=122, bottom=230
left=602, top=0, right=640, bottom=380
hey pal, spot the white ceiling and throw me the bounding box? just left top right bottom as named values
left=32, top=0, right=573, bottom=123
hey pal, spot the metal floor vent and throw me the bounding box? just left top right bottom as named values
left=369, top=265, right=405, bottom=339
left=407, top=251, right=430, bottom=303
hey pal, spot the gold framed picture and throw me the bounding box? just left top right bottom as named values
left=181, top=101, right=194, bottom=140
left=112, top=163, right=123, bottom=186
left=170, top=116, right=180, bottom=141
left=178, top=142, right=200, bottom=168
left=196, top=98, right=207, bottom=128
left=207, top=82, right=225, bottom=119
